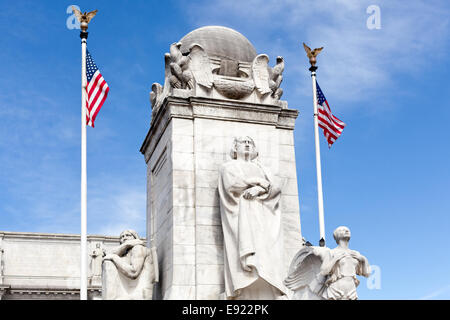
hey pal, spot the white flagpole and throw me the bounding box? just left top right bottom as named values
left=80, top=29, right=88, bottom=300
left=310, top=66, right=326, bottom=247
left=73, top=7, right=98, bottom=301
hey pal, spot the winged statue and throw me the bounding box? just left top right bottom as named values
left=284, top=245, right=329, bottom=299
left=302, top=43, right=323, bottom=67
left=251, top=54, right=284, bottom=99
left=284, top=226, right=370, bottom=300
left=72, top=7, right=98, bottom=31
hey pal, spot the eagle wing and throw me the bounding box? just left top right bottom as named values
left=150, top=83, right=163, bottom=109
left=251, top=54, right=271, bottom=95
left=163, top=53, right=172, bottom=95
left=284, top=246, right=330, bottom=295
left=188, top=44, right=213, bottom=89
left=312, top=47, right=323, bottom=56
left=85, top=10, right=98, bottom=23
left=303, top=43, right=312, bottom=57
left=72, top=6, right=83, bottom=22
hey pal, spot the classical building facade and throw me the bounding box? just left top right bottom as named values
left=0, top=231, right=119, bottom=300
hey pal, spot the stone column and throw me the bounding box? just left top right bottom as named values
left=141, top=95, right=303, bottom=299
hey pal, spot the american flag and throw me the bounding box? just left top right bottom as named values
left=85, top=49, right=109, bottom=127
left=316, top=81, right=346, bottom=147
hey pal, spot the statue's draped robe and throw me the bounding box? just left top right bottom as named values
left=320, top=249, right=370, bottom=300
left=218, top=159, right=287, bottom=299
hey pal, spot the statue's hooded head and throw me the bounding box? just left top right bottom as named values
left=119, top=229, right=140, bottom=244
left=333, top=226, right=351, bottom=244
left=230, top=136, right=258, bottom=161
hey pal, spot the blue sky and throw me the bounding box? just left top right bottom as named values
left=0, top=0, right=449, bottom=300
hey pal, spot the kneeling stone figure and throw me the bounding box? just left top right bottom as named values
left=102, top=229, right=158, bottom=300
left=284, top=226, right=370, bottom=300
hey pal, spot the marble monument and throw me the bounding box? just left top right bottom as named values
left=141, top=26, right=303, bottom=300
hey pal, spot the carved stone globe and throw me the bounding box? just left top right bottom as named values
left=179, top=26, right=257, bottom=63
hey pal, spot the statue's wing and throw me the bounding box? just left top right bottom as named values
left=251, top=54, right=271, bottom=95
left=150, top=83, right=163, bottom=109
left=86, top=10, right=98, bottom=23
left=163, top=53, right=171, bottom=82
left=188, top=44, right=213, bottom=89
left=284, top=246, right=326, bottom=293
left=313, top=47, right=323, bottom=56
left=161, top=53, right=172, bottom=95
left=150, top=91, right=156, bottom=108
left=303, top=43, right=312, bottom=56
left=72, top=6, right=83, bottom=22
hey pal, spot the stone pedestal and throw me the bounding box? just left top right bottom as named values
left=140, top=95, right=303, bottom=299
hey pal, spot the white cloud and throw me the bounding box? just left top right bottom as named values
left=87, top=176, right=147, bottom=237
left=420, top=284, right=450, bottom=300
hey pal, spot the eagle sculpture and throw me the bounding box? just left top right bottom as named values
left=303, top=43, right=323, bottom=67
left=251, top=54, right=284, bottom=100
left=72, top=7, right=98, bottom=31
left=168, top=42, right=193, bottom=89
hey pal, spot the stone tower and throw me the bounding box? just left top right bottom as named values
left=140, top=26, right=303, bottom=299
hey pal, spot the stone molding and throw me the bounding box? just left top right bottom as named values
left=2, top=286, right=101, bottom=300
left=0, top=231, right=120, bottom=242
left=141, top=96, right=299, bottom=162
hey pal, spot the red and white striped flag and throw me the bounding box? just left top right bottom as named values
left=316, top=81, right=345, bottom=147
left=85, top=49, right=109, bottom=127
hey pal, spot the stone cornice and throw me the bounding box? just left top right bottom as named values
left=4, top=286, right=100, bottom=297
left=140, top=96, right=300, bottom=162
left=0, top=231, right=120, bottom=242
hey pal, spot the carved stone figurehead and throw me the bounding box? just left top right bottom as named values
left=119, top=229, right=140, bottom=244
left=333, top=226, right=351, bottom=244
left=230, top=136, right=258, bottom=161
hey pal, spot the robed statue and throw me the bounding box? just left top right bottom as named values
left=218, top=136, right=287, bottom=299
left=102, top=229, right=158, bottom=300
left=284, top=226, right=370, bottom=300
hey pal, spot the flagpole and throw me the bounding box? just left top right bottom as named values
left=73, top=7, right=98, bottom=300
left=80, top=26, right=88, bottom=301
left=310, top=65, right=326, bottom=247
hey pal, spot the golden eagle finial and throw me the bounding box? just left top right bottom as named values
left=72, top=6, right=98, bottom=32
left=303, top=43, right=324, bottom=67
